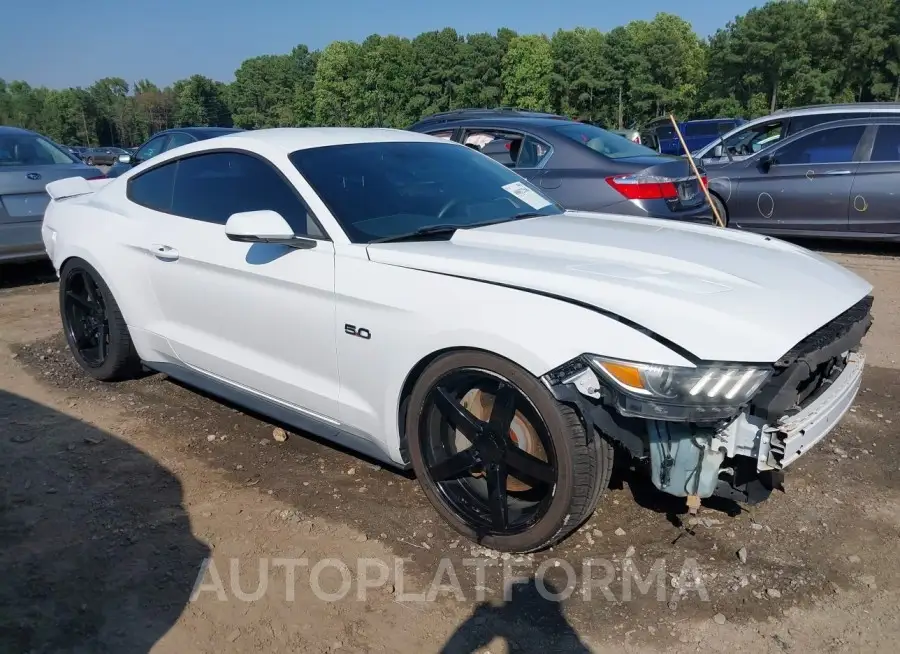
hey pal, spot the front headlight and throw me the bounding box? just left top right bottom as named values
left=588, top=356, right=772, bottom=422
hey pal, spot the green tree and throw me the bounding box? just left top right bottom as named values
left=313, top=41, right=363, bottom=125
left=172, top=75, right=231, bottom=127
left=230, top=54, right=301, bottom=128
left=501, top=34, right=553, bottom=111
left=407, top=28, right=467, bottom=118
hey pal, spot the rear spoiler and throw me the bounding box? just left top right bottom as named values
left=46, top=176, right=113, bottom=201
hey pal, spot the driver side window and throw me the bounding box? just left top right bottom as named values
left=723, top=121, right=784, bottom=155
left=135, top=136, right=168, bottom=163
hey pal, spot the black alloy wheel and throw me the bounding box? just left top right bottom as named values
left=407, top=351, right=612, bottom=553
left=59, top=259, right=141, bottom=381
left=421, top=370, right=558, bottom=536
left=63, top=267, right=109, bottom=368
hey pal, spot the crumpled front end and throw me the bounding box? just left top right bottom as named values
left=543, top=295, right=874, bottom=505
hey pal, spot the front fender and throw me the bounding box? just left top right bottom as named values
left=334, top=255, right=691, bottom=465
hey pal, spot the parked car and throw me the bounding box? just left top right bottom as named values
left=0, top=126, right=104, bottom=263
left=639, top=117, right=671, bottom=152
left=42, top=127, right=872, bottom=552
left=609, top=128, right=642, bottom=144
left=82, top=146, right=129, bottom=166
left=105, top=127, right=244, bottom=178
left=695, top=102, right=900, bottom=165
left=410, top=108, right=567, bottom=132
left=59, top=145, right=85, bottom=160
left=706, top=116, right=900, bottom=241
left=655, top=118, right=747, bottom=156
left=408, top=115, right=712, bottom=223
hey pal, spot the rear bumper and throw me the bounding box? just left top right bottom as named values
left=601, top=198, right=715, bottom=224
left=0, top=221, right=45, bottom=263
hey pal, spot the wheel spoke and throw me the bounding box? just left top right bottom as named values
left=506, top=446, right=555, bottom=485
left=66, top=290, right=93, bottom=312
left=97, top=323, right=108, bottom=360
left=486, top=463, right=509, bottom=530
left=488, top=383, right=517, bottom=434
left=433, top=387, right=483, bottom=440
left=429, top=448, right=479, bottom=481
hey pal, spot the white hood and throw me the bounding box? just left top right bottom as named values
left=366, top=212, right=873, bottom=363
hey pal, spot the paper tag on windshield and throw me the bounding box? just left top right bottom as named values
left=502, top=181, right=552, bottom=209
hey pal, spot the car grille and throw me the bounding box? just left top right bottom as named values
left=750, top=296, right=873, bottom=421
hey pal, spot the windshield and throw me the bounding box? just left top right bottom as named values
left=0, top=132, right=77, bottom=166
left=289, top=141, right=562, bottom=243
left=554, top=123, right=659, bottom=159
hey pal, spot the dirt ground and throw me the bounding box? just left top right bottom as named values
left=1, top=242, right=898, bottom=654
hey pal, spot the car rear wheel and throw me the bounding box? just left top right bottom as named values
left=710, top=194, right=729, bottom=227
left=406, top=350, right=613, bottom=552
left=60, top=258, right=141, bottom=382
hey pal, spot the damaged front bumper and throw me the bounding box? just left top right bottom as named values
left=544, top=296, right=872, bottom=505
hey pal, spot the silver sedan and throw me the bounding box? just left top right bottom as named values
left=0, top=126, right=104, bottom=263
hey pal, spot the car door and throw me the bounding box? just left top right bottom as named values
left=849, top=123, right=900, bottom=235
left=129, top=149, right=340, bottom=421
left=724, top=124, right=866, bottom=234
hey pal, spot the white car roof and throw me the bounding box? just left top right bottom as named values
left=212, top=127, right=441, bottom=153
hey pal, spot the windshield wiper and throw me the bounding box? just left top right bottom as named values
left=368, top=224, right=463, bottom=244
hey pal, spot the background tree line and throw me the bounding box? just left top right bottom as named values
left=1, top=0, right=898, bottom=147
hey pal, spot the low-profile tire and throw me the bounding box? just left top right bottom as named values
left=406, top=350, right=612, bottom=553
left=59, top=258, right=141, bottom=382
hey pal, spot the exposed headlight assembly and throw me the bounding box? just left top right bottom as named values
left=588, top=356, right=772, bottom=422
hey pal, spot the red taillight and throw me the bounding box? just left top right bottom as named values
left=632, top=135, right=641, bottom=144
left=605, top=174, right=678, bottom=200
left=700, top=175, right=708, bottom=188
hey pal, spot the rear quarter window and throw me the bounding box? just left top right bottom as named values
left=127, top=160, right=177, bottom=212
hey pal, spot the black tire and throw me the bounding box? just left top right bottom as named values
left=406, top=350, right=612, bottom=552
left=710, top=193, right=729, bottom=227
left=59, top=258, right=141, bottom=382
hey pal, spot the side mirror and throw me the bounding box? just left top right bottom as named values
left=712, top=144, right=724, bottom=158
left=758, top=153, right=774, bottom=172
left=117, top=154, right=132, bottom=164
left=225, top=210, right=315, bottom=248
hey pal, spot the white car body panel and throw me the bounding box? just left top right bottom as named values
left=41, top=128, right=873, bottom=468
left=367, top=210, right=871, bottom=363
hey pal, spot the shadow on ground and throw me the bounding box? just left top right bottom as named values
left=439, top=578, right=591, bottom=653
left=0, top=260, right=57, bottom=291
left=0, top=389, right=208, bottom=653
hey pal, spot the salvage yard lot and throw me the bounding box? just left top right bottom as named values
left=1, top=243, right=899, bottom=653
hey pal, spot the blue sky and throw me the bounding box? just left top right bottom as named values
left=3, top=0, right=762, bottom=89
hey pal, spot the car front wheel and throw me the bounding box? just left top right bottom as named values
left=407, top=350, right=613, bottom=552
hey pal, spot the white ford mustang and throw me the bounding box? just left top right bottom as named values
left=41, top=128, right=873, bottom=552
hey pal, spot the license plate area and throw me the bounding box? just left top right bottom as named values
left=677, top=179, right=702, bottom=205
left=0, top=192, right=49, bottom=221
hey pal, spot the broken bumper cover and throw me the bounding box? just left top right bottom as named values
left=760, top=351, right=864, bottom=470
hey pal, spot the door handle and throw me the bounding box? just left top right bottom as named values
left=823, top=170, right=852, bottom=175
left=151, top=244, right=179, bottom=261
